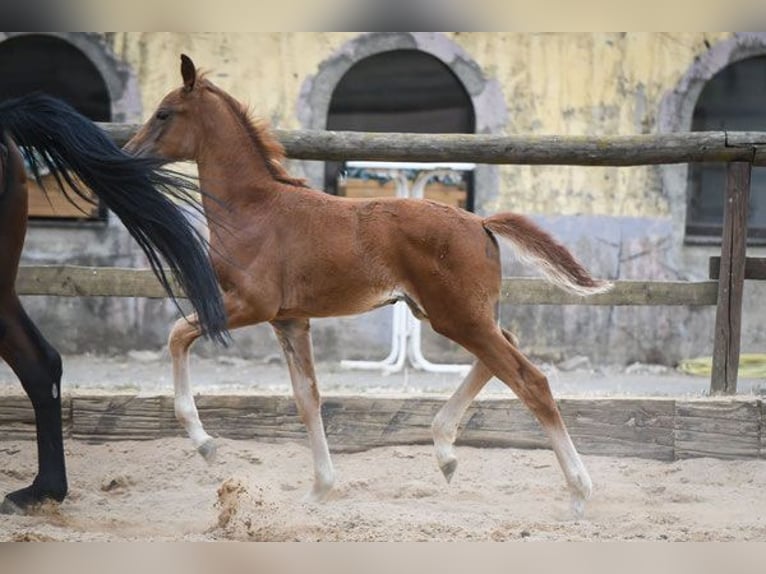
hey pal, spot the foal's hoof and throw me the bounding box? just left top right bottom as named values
left=570, top=494, right=587, bottom=520
left=197, top=439, right=218, bottom=463
left=302, top=487, right=332, bottom=504
left=439, top=458, right=458, bottom=484
left=302, top=477, right=335, bottom=504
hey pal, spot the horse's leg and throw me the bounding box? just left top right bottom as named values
left=482, top=330, right=590, bottom=517
left=271, top=319, right=334, bottom=502
left=168, top=311, right=217, bottom=460
left=0, top=296, right=67, bottom=514
left=432, top=329, right=518, bottom=482
left=168, top=293, right=249, bottom=462
left=435, top=318, right=591, bottom=518
left=432, top=360, right=492, bottom=482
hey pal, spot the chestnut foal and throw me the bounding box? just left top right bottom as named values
left=126, top=55, right=612, bottom=517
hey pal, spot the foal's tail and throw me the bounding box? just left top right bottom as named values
left=483, top=212, right=613, bottom=296
left=0, top=93, right=229, bottom=344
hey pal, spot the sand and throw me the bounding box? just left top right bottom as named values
left=1, top=436, right=765, bottom=542
left=1, top=353, right=765, bottom=541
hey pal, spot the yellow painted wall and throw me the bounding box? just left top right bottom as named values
left=108, top=32, right=733, bottom=219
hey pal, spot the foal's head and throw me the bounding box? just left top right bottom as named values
left=125, top=55, right=213, bottom=161
left=126, top=55, right=309, bottom=189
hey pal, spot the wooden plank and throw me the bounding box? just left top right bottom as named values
left=724, top=131, right=766, bottom=146
left=196, top=395, right=306, bottom=443
left=0, top=396, right=37, bottom=440
left=201, top=396, right=457, bottom=452
left=16, top=265, right=718, bottom=307
left=459, top=400, right=547, bottom=450
left=2, top=395, right=763, bottom=460
left=0, top=396, right=72, bottom=440
left=761, top=401, right=766, bottom=460
left=559, top=399, right=675, bottom=461
left=71, top=396, right=172, bottom=441
left=711, top=162, right=752, bottom=395
left=27, top=177, right=101, bottom=220
left=16, top=266, right=182, bottom=298
left=675, top=400, right=761, bottom=460
left=709, top=256, right=766, bottom=280
left=322, top=397, right=445, bottom=451
left=100, top=123, right=766, bottom=166
left=341, top=179, right=467, bottom=209
left=501, top=278, right=718, bottom=306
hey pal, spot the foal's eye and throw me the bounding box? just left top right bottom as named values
left=155, top=109, right=171, bottom=121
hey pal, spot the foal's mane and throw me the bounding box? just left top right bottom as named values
left=204, top=81, right=308, bottom=188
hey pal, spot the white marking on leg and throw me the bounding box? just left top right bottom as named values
left=274, top=321, right=335, bottom=501
left=292, top=377, right=334, bottom=501
left=545, top=424, right=592, bottom=518
left=432, top=361, right=492, bottom=482
left=169, top=320, right=213, bottom=456
left=51, top=383, right=58, bottom=399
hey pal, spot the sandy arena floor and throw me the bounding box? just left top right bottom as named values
left=1, top=353, right=765, bottom=541
left=1, top=436, right=765, bottom=542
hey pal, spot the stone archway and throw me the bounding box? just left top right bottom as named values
left=658, top=32, right=766, bottom=245
left=0, top=32, right=142, bottom=122
left=297, top=32, right=507, bottom=214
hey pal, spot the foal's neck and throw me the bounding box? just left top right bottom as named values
left=196, top=105, right=281, bottom=213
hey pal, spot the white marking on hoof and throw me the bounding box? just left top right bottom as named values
left=570, top=493, right=586, bottom=520
left=197, top=439, right=218, bottom=463
left=302, top=482, right=334, bottom=504
left=571, top=467, right=593, bottom=501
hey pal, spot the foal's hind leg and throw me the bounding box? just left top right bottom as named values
left=432, top=360, right=492, bottom=483
left=432, top=329, right=518, bottom=483
left=438, top=320, right=591, bottom=517
left=0, top=297, right=67, bottom=514
left=481, top=330, right=590, bottom=517
left=271, top=319, right=334, bottom=502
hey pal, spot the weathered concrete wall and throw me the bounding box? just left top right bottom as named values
left=14, top=32, right=766, bottom=367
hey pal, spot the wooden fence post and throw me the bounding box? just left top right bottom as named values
left=711, top=162, right=752, bottom=395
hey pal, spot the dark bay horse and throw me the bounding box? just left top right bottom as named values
left=0, top=93, right=229, bottom=514
left=126, top=55, right=612, bottom=517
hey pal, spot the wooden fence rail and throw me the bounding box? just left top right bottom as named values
left=15, top=265, right=719, bottom=306
left=21, top=125, right=765, bottom=396
left=101, top=123, right=766, bottom=166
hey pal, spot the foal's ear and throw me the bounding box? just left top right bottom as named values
left=181, top=54, right=196, bottom=92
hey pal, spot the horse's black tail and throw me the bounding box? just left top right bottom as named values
left=0, top=93, right=229, bottom=344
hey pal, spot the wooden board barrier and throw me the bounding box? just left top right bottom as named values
left=1, top=394, right=762, bottom=461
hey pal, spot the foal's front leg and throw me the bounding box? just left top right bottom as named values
left=271, top=319, right=335, bottom=502
left=168, top=292, right=250, bottom=461
left=168, top=312, right=217, bottom=460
